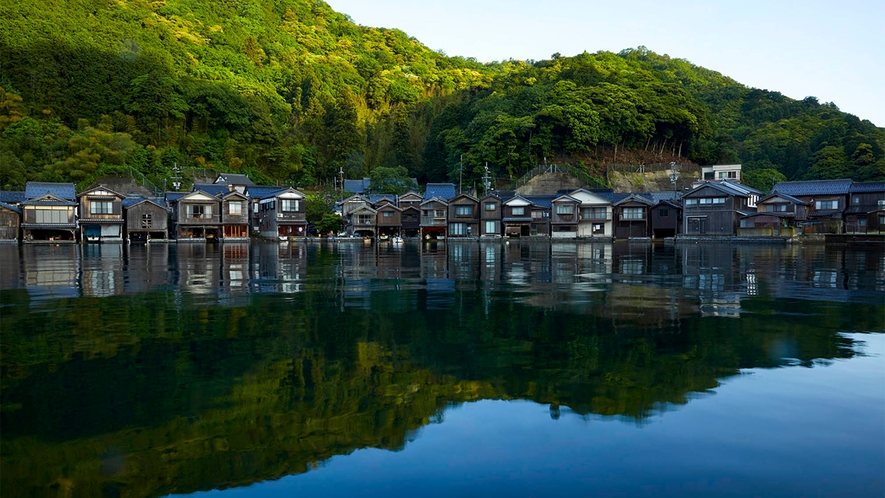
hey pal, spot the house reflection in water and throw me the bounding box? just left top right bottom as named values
left=80, top=243, right=124, bottom=298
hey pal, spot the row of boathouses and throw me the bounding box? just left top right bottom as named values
left=1, top=174, right=883, bottom=244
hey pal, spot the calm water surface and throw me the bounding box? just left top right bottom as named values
left=0, top=241, right=883, bottom=497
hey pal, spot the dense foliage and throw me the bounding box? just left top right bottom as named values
left=1, top=1, right=883, bottom=193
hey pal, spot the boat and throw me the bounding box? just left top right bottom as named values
left=392, top=235, right=404, bottom=244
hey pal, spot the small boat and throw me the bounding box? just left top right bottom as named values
left=392, top=236, right=404, bottom=244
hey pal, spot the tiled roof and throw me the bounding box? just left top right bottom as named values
left=720, top=179, right=763, bottom=195
left=772, top=179, right=852, bottom=196
left=424, top=183, right=456, bottom=200
left=0, top=191, right=26, bottom=204
left=193, top=184, right=231, bottom=196
left=525, top=195, right=554, bottom=209
left=0, top=201, right=21, bottom=213
left=246, top=186, right=286, bottom=200
left=24, top=182, right=76, bottom=201
left=369, top=194, right=396, bottom=203
left=165, top=192, right=187, bottom=202
left=849, top=181, right=885, bottom=193
left=763, top=191, right=809, bottom=205
left=215, top=173, right=255, bottom=186
left=344, top=178, right=371, bottom=194
left=122, top=196, right=167, bottom=209
left=686, top=181, right=749, bottom=198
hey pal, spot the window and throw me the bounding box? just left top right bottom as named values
left=228, top=201, right=243, bottom=215
left=853, top=196, right=861, bottom=205
left=511, top=207, right=525, bottom=216
left=485, top=202, right=497, bottom=211
left=718, top=171, right=737, bottom=179
left=435, top=209, right=446, bottom=218
left=90, top=201, right=113, bottom=215
left=556, top=204, right=574, bottom=215
left=659, top=208, right=669, bottom=218
left=592, top=223, right=605, bottom=235
left=698, top=197, right=726, bottom=205
left=713, top=197, right=726, bottom=204
left=187, top=204, right=210, bottom=218
left=581, top=207, right=606, bottom=219
left=815, top=200, right=838, bottom=210
left=859, top=219, right=867, bottom=226
left=455, top=205, right=472, bottom=216
left=142, top=213, right=152, bottom=228
left=766, top=204, right=788, bottom=212
left=281, top=199, right=300, bottom=212
left=532, top=210, right=545, bottom=219
left=878, top=200, right=885, bottom=208
left=35, top=208, right=68, bottom=224
left=382, top=210, right=395, bottom=218
left=253, top=203, right=258, bottom=213
left=685, top=199, right=698, bottom=206
left=485, top=220, right=498, bottom=234
left=622, top=207, right=643, bottom=219
left=450, top=223, right=466, bottom=235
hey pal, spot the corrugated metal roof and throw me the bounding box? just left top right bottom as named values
left=24, top=182, right=76, bottom=201
left=424, top=183, right=456, bottom=200
left=772, top=179, right=852, bottom=196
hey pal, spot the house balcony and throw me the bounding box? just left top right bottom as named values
left=181, top=214, right=221, bottom=224
left=277, top=212, right=306, bottom=221
left=421, top=217, right=447, bottom=226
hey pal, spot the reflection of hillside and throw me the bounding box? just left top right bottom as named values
left=2, top=283, right=877, bottom=497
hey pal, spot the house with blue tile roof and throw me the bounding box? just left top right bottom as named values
left=123, top=196, right=169, bottom=242
left=21, top=182, right=78, bottom=242
left=550, top=193, right=581, bottom=238
left=169, top=189, right=222, bottom=241
left=650, top=199, right=682, bottom=238
left=738, top=191, right=809, bottom=237
left=681, top=181, right=755, bottom=236
left=0, top=191, right=26, bottom=206
left=219, top=190, right=250, bottom=240
left=257, top=188, right=308, bottom=239
left=770, top=179, right=852, bottom=233
left=424, top=183, right=456, bottom=201
left=0, top=200, right=21, bottom=243
left=613, top=194, right=655, bottom=239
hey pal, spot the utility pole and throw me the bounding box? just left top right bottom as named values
left=459, top=154, right=463, bottom=195
left=338, top=166, right=345, bottom=200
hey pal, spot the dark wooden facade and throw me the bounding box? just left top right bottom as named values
left=681, top=183, right=749, bottom=236
left=124, top=198, right=169, bottom=242
left=502, top=195, right=533, bottom=237
left=420, top=197, right=448, bottom=239
left=479, top=194, right=502, bottom=237
left=613, top=194, right=653, bottom=239
left=550, top=194, right=579, bottom=238
left=220, top=191, right=250, bottom=240
left=257, top=188, right=308, bottom=239
left=650, top=200, right=682, bottom=238
left=447, top=194, right=479, bottom=238
left=375, top=203, right=402, bottom=237
left=846, top=182, right=885, bottom=233
left=401, top=206, right=420, bottom=237
left=171, top=190, right=222, bottom=241
left=0, top=202, right=21, bottom=243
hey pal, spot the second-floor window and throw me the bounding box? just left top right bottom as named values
left=766, top=204, right=788, bottom=212
left=228, top=202, right=243, bottom=215
left=511, top=207, right=525, bottom=216
left=382, top=210, right=395, bottom=218
left=622, top=207, right=643, bottom=219
left=455, top=205, right=472, bottom=216
left=556, top=204, right=574, bottom=215
left=142, top=213, right=152, bottom=228
left=281, top=199, right=300, bottom=212
left=485, top=202, right=497, bottom=211
left=815, top=200, right=838, bottom=210
left=34, top=208, right=69, bottom=224
left=90, top=201, right=113, bottom=215
left=435, top=209, right=446, bottom=218
left=659, top=208, right=669, bottom=217
left=186, top=205, right=211, bottom=218
left=581, top=207, right=606, bottom=219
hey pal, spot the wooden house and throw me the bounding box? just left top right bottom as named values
left=770, top=179, right=851, bottom=234
left=502, top=195, right=534, bottom=237
left=550, top=194, right=580, bottom=238
left=420, top=197, right=448, bottom=239
left=169, top=190, right=222, bottom=241
left=401, top=205, right=421, bottom=237
left=375, top=203, right=403, bottom=238
left=219, top=190, right=250, bottom=240
left=613, top=194, right=654, bottom=239
left=123, top=197, right=169, bottom=242
left=0, top=201, right=21, bottom=243
left=350, top=205, right=378, bottom=237
left=845, top=182, right=885, bottom=233
left=526, top=195, right=552, bottom=236
left=681, top=182, right=753, bottom=236
left=738, top=191, right=809, bottom=237
left=650, top=200, right=682, bottom=238
left=78, top=185, right=126, bottom=243
left=21, top=182, right=78, bottom=243
left=257, top=188, right=308, bottom=239
left=447, top=193, right=480, bottom=238
left=479, top=194, right=502, bottom=237
left=245, top=186, right=285, bottom=235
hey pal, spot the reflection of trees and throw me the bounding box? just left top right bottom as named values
left=1, top=283, right=876, bottom=497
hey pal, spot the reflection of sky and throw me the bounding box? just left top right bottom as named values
left=173, top=334, right=884, bottom=498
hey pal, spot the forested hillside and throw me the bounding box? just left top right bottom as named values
left=1, top=0, right=883, bottom=193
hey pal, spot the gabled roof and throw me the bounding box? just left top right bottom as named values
left=177, top=190, right=220, bottom=202
left=449, top=193, right=479, bottom=203
left=220, top=190, right=249, bottom=200
left=568, top=188, right=613, bottom=204
left=215, top=173, right=255, bottom=186
left=849, top=181, right=885, bottom=193
left=376, top=204, right=402, bottom=212
left=684, top=181, right=749, bottom=198
left=25, top=182, right=76, bottom=201
left=0, top=191, right=25, bottom=204
left=0, top=200, right=21, bottom=213
left=552, top=194, right=581, bottom=203
left=398, top=191, right=423, bottom=201
left=193, top=183, right=232, bottom=197
left=772, top=179, right=852, bottom=196
left=344, top=178, right=371, bottom=194
left=719, top=179, right=763, bottom=196
left=122, top=196, right=168, bottom=210
left=246, top=185, right=286, bottom=200
left=424, top=183, right=456, bottom=200
left=420, top=196, right=449, bottom=207
left=760, top=191, right=810, bottom=205
left=614, top=193, right=655, bottom=206
left=369, top=194, right=396, bottom=204
left=654, top=199, right=682, bottom=210
left=79, top=185, right=126, bottom=198
left=647, top=191, right=681, bottom=203
left=165, top=192, right=187, bottom=202
left=351, top=205, right=377, bottom=214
